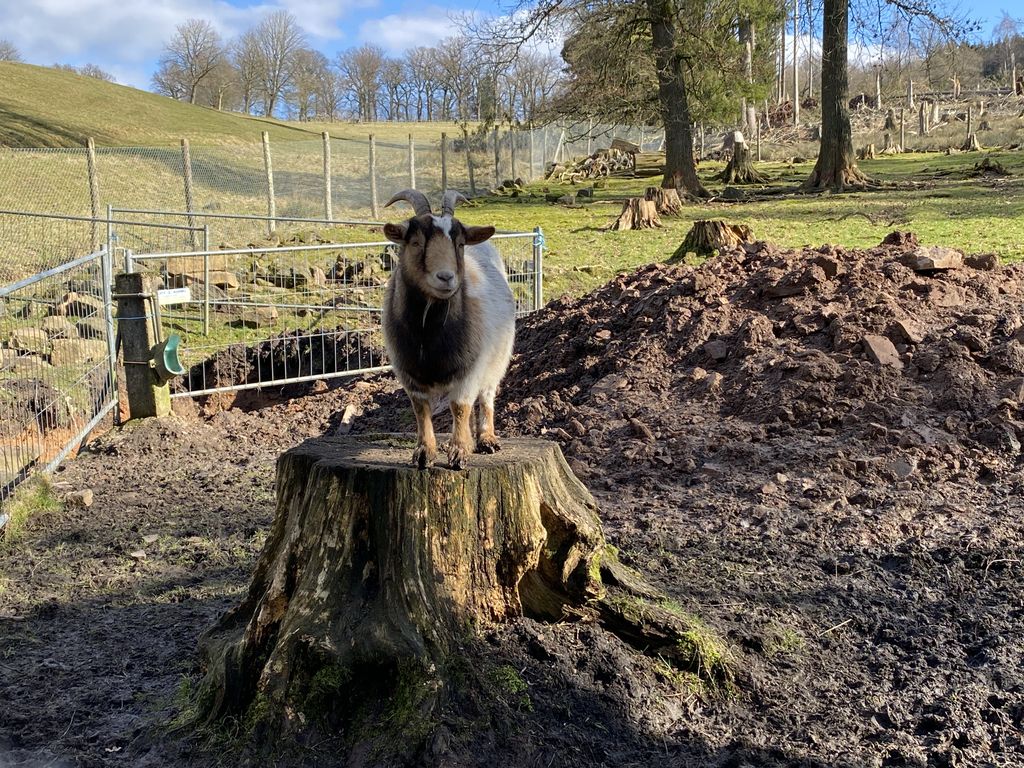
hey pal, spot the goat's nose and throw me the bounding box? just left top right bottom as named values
left=435, top=270, right=455, bottom=284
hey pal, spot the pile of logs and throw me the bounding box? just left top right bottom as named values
left=546, top=145, right=636, bottom=183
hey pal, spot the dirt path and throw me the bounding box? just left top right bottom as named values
left=2, top=237, right=1023, bottom=767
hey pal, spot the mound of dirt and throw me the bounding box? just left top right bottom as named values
left=501, top=237, right=1024, bottom=491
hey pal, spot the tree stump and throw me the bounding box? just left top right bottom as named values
left=880, top=132, right=901, bottom=155
left=672, top=219, right=754, bottom=259
left=857, top=144, right=877, bottom=160
left=717, top=134, right=766, bottom=184
left=644, top=185, right=684, bottom=215
left=962, top=133, right=982, bottom=152
left=607, top=197, right=662, bottom=230
left=189, top=436, right=728, bottom=756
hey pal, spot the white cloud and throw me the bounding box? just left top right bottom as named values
left=357, top=9, right=462, bottom=53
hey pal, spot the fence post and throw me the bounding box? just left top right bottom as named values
left=510, top=130, right=517, bottom=181
left=114, top=272, right=171, bottom=419
left=542, top=128, right=549, bottom=174
left=899, top=108, right=906, bottom=151
left=493, top=127, right=500, bottom=188
left=322, top=131, right=333, bottom=221
left=756, top=119, right=762, bottom=161
left=408, top=133, right=416, bottom=189
left=180, top=138, right=197, bottom=248
left=86, top=137, right=101, bottom=251
left=441, top=132, right=448, bottom=191
left=966, top=105, right=973, bottom=139
left=465, top=131, right=477, bottom=196
left=99, top=239, right=118, bottom=424
left=532, top=226, right=544, bottom=311
left=261, top=131, right=276, bottom=236
left=700, top=123, right=705, bottom=161
left=202, top=225, right=210, bottom=336
left=369, top=134, right=379, bottom=219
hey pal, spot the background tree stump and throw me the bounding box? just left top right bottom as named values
left=190, top=435, right=729, bottom=757
left=717, top=133, right=766, bottom=184
left=962, top=133, right=982, bottom=152
left=672, top=219, right=754, bottom=259
left=644, top=185, right=683, bottom=215
left=607, top=197, right=662, bottom=230
left=880, top=132, right=901, bottom=155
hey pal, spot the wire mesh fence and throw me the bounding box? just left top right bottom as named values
left=0, top=123, right=662, bottom=232
left=1, top=247, right=116, bottom=506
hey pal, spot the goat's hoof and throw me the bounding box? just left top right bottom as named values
left=476, top=435, right=501, bottom=454
left=447, top=443, right=470, bottom=470
left=412, top=445, right=436, bottom=470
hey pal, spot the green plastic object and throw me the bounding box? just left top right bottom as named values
left=152, top=334, right=186, bottom=383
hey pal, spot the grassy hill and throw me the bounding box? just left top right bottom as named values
left=0, top=62, right=470, bottom=148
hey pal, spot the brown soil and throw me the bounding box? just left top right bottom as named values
left=2, top=235, right=1023, bottom=767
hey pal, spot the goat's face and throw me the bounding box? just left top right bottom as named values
left=384, top=215, right=495, bottom=301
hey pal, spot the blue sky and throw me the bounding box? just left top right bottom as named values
left=0, top=0, right=1016, bottom=91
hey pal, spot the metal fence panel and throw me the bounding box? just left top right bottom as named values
left=1, top=247, right=116, bottom=505
left=129, top=227, right=542, bottom=398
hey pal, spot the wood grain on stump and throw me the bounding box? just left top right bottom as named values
left=607, top=197, right=662, bottom=230
left=191, top=435, right=728, bottom=751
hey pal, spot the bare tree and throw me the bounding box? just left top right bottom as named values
left=78, top=64, right=116, bottom=82
left=0, top=39, right=21, bottom=62
left=232, top=31, right=263, bottom=114
left=337, top=44, right=386, bottom=121
left=152, top=60, right=189, bottom=100
left=404, top=47, right=438, bottom=120
left=288, top=48, right=330, bottom=120
left=253, top=10, right=307, bottom=117
left=158, top=19, right=225, bottom=104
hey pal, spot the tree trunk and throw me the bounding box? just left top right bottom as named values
left=674, top=219, right=755, bottom=258
left=647, top=0, right=708, bottom=197
left=804, top=0, right=868, bottom=190
left=961, top=133, right=982, bottom=151
left=718, top=135, right=767, bottom=184
left=857, top=143, right=877, bottom=160
left=608, top=198, right=663, bottom=230
left=644, top=185, right=684, bottom=215
left=189, top=437, right=726, bottom=754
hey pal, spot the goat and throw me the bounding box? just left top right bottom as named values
left=381, top=189, right=516, bottom=470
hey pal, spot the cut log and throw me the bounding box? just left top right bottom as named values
left=717, top=134, right=766, bottom=184
left=643, top=186, right=684, bottom=215
left=607, top=197, right=662, bottom=230
left=188, top=436, right=729, bottom=756
left=962, top=133, right=982, bottom=152
left=673, top=219, right=754, bottom=259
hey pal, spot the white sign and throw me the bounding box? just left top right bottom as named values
left=157, top=287, right=191, bottom=306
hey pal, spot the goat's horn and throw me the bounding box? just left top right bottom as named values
left=441, top=189, right=469, bottom=217
left=384, top=189, right=432, bottom=217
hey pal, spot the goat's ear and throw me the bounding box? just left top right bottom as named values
left=383, top=222, right=408, bottom=244
left=464, top=225, right=495, bottom=245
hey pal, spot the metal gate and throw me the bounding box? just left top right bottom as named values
left=1, top=246, right=117, bottom=505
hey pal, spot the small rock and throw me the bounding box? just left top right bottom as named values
left=129, top=550, right=147, bottom=560
left=703, top=340, right=729, bottom=361
left=863, top=334, right=903, bottom=369
left=66, top=489, right=93, bottom=508
left=594, top=329, right=612, bottom=341
left=890, top=456, right=917, bottom=480
left=899, top=246, right=964, bottom=272
left=965, top=253, right=999, bottom=271
left=142, top=534, right=159, bottom=544
left=891, top=319, right=924, bottom=345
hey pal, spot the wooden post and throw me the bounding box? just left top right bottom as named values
left=261, top=131, right=276, bottom=236
left=86, top=137, right=101, bottom=251
left=875, top=68, right=882, bottom=110
left=907, top=80, right=914, bottom=110
left=180, top=138, right=197, bottom=248
left=408, top=133, right=416, bottom=189
left=114, top=272, right=171, bottom=419
left=510, top=129, right=517, bottom=181
left=756, top=119, right=762, bottom=162
left=464, top=130, right=477, bottom=196
left=493, top=127, right=500, bottom=187
left=899, top=108, right=905, bottom=151
left=1012, top=52, right=1018, bottom=96
left=967, top=105, right=973, bottom=138
left=919, top=101, right=929, bottom=136
left=322, top=131, right=332, bottom=221
left=554, top=127, right=566, bottom=164
left=699, top=123, right=705, bottom=161
left=369, top=134, right=379, bottom=219
left=440, top=132, right=448, bottom=191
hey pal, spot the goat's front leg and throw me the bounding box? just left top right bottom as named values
left=447, top=400, right=476, bottom=470
left=409, top=394, right=437, bottom=469
left=475, top=387, right=500, bottom=454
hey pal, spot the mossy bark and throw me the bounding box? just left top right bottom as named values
left=192, top=436, right=721, bottom=754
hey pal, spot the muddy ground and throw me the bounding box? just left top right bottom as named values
left=2, top=236, right=1024, bottom=768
